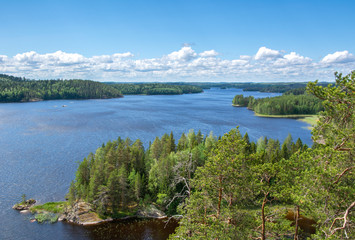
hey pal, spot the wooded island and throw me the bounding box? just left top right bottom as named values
left=233, top=87, right=324, bottom=116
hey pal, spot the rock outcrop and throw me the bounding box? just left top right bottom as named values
left=12, top=199, right=36, bottom=210
left=60, top=201, right=112, bottom=225
left=136, top=204, right=167, bottom=219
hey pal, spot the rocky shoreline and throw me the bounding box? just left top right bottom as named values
left=13, top=200, right=167, bottom=225
left=61, top=201, right=167, bottom=225
left=12, top=199, right=36, bottom=211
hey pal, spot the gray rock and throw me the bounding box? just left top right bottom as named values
left=20, top=210, right=30, bottom=214
left=136, top=204, right=166, bottom=219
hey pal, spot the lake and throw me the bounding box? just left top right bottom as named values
left=0, top=88, right=312, bottom=240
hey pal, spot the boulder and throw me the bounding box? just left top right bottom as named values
left=20, top=210, right=30, bottom=214
left=136, top=204, right=167, bottom=219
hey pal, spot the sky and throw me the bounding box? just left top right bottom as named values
left=1, top=0, right=355, bottom=82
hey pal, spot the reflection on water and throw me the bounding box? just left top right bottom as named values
left=0, top=88, right=312, bottom=240
left=85, top=218, right=179, bottom=240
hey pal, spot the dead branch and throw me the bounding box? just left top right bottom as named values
left=333, top=167, right=354, bottom=184
left=329, top=201, right=355, bottom=237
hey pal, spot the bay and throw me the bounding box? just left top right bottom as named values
left=0, top=88, right=312, bottom=240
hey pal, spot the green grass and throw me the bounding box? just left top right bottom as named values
left=34, top=212, right=59, bottom=223
left=298, top=115, right=319, bottom=127
left=30, top=201, right=68, bottom=214
left=254, top=112, right=319, bottom=130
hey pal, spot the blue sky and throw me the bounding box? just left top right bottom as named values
left=1, top=0, right=355, bottom=82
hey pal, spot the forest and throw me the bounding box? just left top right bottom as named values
left=0, top=74, right=123, bottom=102
left=68, top=72, right=354, bottom=239
left=184, top=82, right=330, bottom=93
left=108, top=83, right=203, bottom=95
left=0, top=74, right=203, bottom=102
left=232, top=87, right=324, bottom=115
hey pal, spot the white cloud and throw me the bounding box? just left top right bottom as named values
left=284, top=52, right=311, bottom=63
left=240, top=55, right=252, bottom=60
left=13, top=50, right=87, bottom=66
left=255, top=47, right=282, bottom=60
left=0, top=55, right=8, bottom=63
left=46, top=51, right=86, bottom=65
left=1, top=47, right=355, bottom=82
left=321, top=50, right=355, bottom=64
left=166, top=46, right=197, bottom=61
left=112, top=52, right=134, bottom=59
left=199, top=50, right=219, bottom=58
left=14, top=51, right=40, bottom=63
left=274, top=52, right=312, bottom=66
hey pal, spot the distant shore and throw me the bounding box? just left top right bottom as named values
left=254, top=113, right=317, bottom=119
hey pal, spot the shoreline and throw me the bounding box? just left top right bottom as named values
left=14, top=200, right=167, bottom=225
left=253, top=112, right=318, bottom=130
left=0, top=96, right=124, bottom=104
left=254, top=112, right=317, bottom=119
left=297, top=115, right=319, bottom=130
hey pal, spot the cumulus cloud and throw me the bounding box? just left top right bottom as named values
left=255, top=47, right=282, bottom=60
left=199, top=50, right=219, bottom=58
left=274, top=52, right=312, bottom=66
left=321, top=50, right=355, bottom=64
left=0, top=47, right=354, bottom=82
left=166, top=46, right=197, bottom=61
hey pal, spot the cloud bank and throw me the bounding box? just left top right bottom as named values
left=1, top=46, right=354, bottom=82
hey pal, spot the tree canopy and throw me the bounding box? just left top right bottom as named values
left=233, top=90, right=324, bottom=115
left=0, top=74, right=123, bottom=102
left=171, top=71, right=354, bottom=239
left=109, top=83, right=203, bottom=95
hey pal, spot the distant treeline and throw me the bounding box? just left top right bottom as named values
left=233, top=87, right=324, bottom=115
left=0, top=74, right=204, bottom=102
left=0, top=74, right=123, bottom=103
left=183, top=82, right=331, bottom=93
left=108, top=83, right=203, bottom=95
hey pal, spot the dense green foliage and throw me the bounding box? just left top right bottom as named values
left=232, top=94, right=253, bottom=107
left=68, top=130, right=216, bottom=217
left=171, top=71, right=354, bottom=239
left=0, top=74, right=123, bottom=102
left=109, top=83, right=203, bottom=95
left=69, top=130, right=307, bottom=226
left=233, top=91, right=324, bottom=115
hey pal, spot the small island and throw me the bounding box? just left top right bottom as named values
left=232, top=87, right=323, bottom=128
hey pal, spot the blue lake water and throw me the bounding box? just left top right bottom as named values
left=0, top=88, right=312, bottom=240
